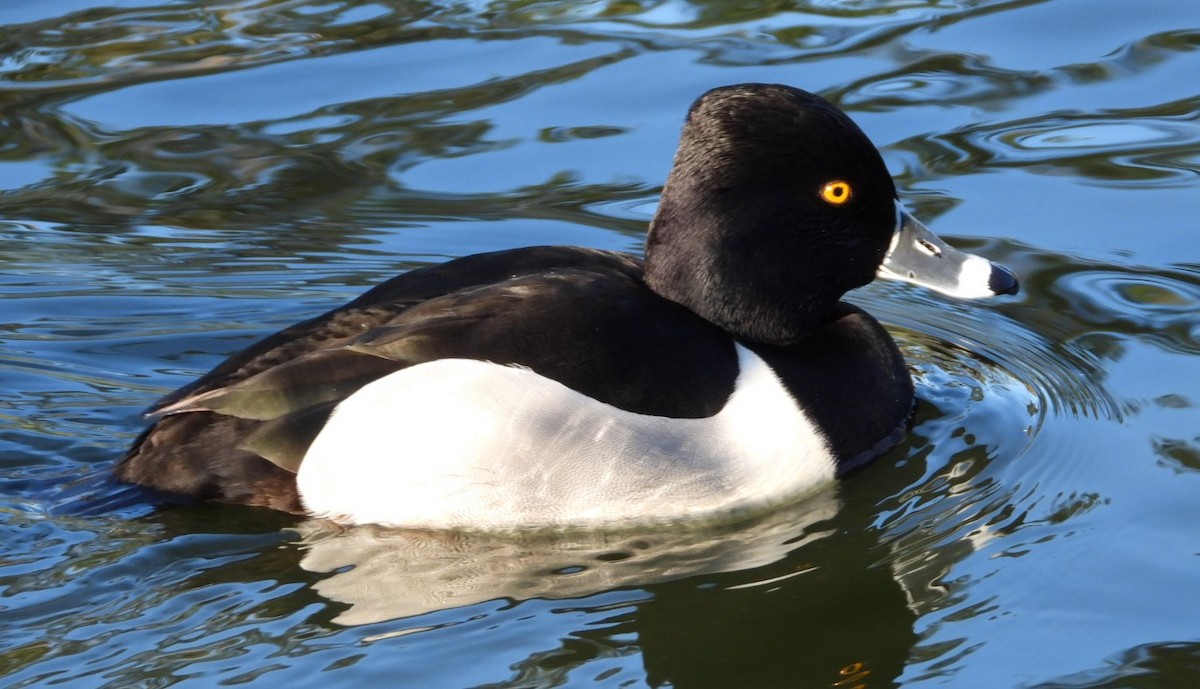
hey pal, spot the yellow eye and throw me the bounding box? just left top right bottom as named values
left=820, top=180, right=852, bottom=205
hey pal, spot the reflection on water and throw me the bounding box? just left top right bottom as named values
left=1033, top=641, right=1200, bottom=689
left=296, top=494, right=839, bottom=626
left=291, top=469, right=922, bottom=689
left=3, top=0, right=1200, bottom=687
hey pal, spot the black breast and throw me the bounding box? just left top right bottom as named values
left=748, top=302, right=914, bottom=471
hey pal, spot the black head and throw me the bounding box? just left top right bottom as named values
left=644, top=84, right=899, bottom=345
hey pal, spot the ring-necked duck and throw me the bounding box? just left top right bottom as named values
left=116, top=83, right=1018, bottom=530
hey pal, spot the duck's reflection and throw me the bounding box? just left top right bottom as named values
left=295, top=486, right=918, bottom=688
left=294, top=491, right=839, bottom=626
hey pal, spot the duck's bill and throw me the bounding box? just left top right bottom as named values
left=876, top=203, right=1019, bottom=298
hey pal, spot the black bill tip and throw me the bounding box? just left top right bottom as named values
left=989, top=264, right=1020, bottom=296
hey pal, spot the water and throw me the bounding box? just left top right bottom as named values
left=2, top=0, right=1199, bottom=686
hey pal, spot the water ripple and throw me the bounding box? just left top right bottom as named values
left=859, top=284, right=1118, bottom=425
left=1054, top=267, right=1200, bottom=353
left=899, top=105, right=1200, bottom=185
left=865, top=246, right=1200, bottom=428
left=837, top=52, right=1051, bottom=109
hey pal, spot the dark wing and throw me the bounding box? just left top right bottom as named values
left=115, top=246, right=738, bottom=510
left=148, top=245, right=644, bottom=414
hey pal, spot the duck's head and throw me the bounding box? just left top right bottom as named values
left=644, top=83, right=1018, bottom=345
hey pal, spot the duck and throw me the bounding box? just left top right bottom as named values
left=116, top=83, right=1018, bottom=531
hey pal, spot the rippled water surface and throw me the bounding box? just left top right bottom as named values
left=3, top=1, right=1200, bottom=687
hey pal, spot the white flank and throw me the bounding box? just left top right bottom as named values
left=296, top=344, right=836, bottom=530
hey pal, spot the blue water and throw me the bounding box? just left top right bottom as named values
left=2, top=0, right=1200, bottom=687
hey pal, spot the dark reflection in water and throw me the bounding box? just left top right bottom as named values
left=1033, top=642, right=1200, bottom=689
left=630, top=518, right=917, bottom=689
